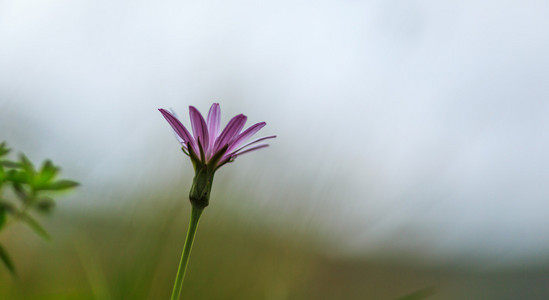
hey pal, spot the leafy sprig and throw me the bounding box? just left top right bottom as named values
left=0, top=141, right=78, bottom=274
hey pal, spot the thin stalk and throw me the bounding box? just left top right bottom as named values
left=170, top=205, right=203, bottom=300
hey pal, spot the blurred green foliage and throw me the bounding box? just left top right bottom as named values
left=1, top=184, right=548, bottom=299
left=0, top=205, right=442, bottom=300
left=0, top=141, right=78, bottom=274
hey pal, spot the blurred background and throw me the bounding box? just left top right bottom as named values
left=1, top=0, right=549, bottom=299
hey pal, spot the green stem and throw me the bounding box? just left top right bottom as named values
left=170, top=205, right=203, bottom=300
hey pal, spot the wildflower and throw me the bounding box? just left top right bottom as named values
left=158, top=103, right=275, bottom=208
left=159, top=103, right=275, bottom=300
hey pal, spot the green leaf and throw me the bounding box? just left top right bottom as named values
left=0, top=160, right=19, bottom=168
left=20, top=213, right=51, bottom=241
left=0, top=243, right=16, bottom=275
left=19, top=154, right=37, bottom=187
left=38, top=160, right=59, bottom=184
left=0, top=142, right=10, bottom=157
left=6, top=169, right=28, bottom=184
left=18, top=153, right=35, bottom=172
left=39, top=180, right=79, bottom=191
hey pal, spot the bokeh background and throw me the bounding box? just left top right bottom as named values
left=1, top=0, right=549, bottom=299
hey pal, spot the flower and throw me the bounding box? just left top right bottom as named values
left=159, top=103, right=275, bottom=208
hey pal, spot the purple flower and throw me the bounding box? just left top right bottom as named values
left=159, top=103, right=275, bottom=208
left=159, top=103, right=275, bottom=168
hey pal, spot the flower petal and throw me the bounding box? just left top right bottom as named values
left=158, top=109, right=196, bottom=151
left=214, top=114, right=247, bottom=152
left=206, top=103, right=221, bottom=147
left=231, top=135, right=276, bottom=155
left=217, top=144, right=270, bottom=168
left=168, top=109, right=190, bottom=149
left=233, top=144, right=269, bottom=157
left=227, top=122, right=266, bottom=153
left=189, top=106, right=209, bottom=152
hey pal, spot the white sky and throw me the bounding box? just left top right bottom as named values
left=1, top=0, right=549, bottom=268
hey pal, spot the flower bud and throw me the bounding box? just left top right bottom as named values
left=188, top=165, right=215, bottom=209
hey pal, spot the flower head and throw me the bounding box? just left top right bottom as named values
left=159, top=103, right=275, bottom=208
